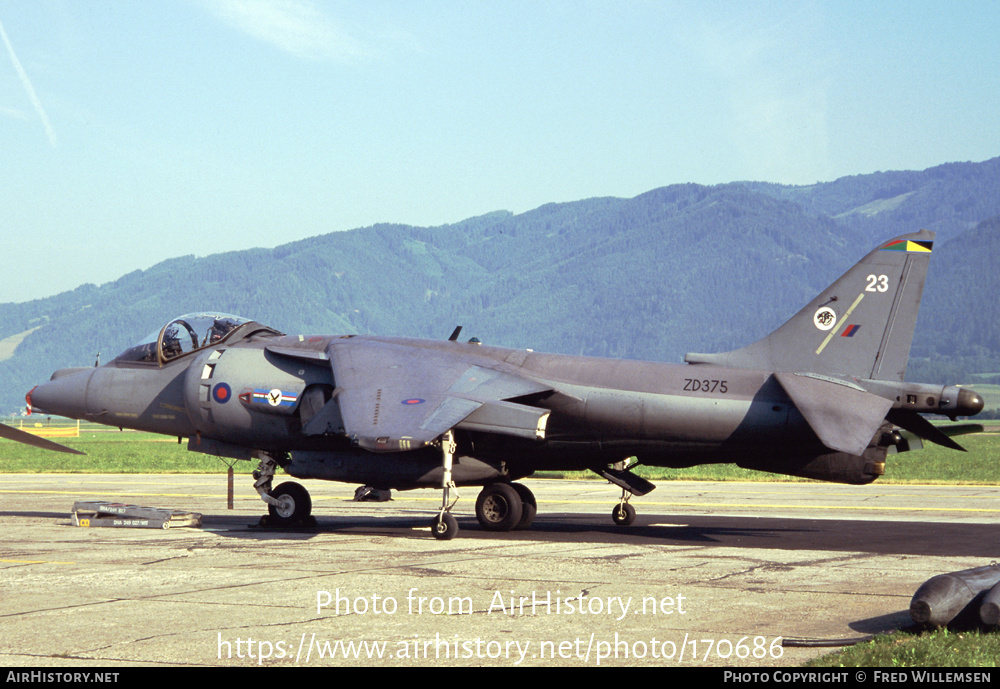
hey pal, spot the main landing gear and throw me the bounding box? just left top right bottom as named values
left=430, top=441, right=654, bottom=539
left=248, top=444, right=653, bottom=537
left=475, top=481, right=536, bottom=532
left=434, top=480, right=537, bottom=539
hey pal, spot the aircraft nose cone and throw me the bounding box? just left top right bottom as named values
left=28, top=368, right=94, bottom=419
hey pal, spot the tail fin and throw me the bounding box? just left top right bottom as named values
left=685, top=229, right=934, bottom=381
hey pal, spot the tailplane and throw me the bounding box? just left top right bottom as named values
left=685, top=229, right=934, bottom=381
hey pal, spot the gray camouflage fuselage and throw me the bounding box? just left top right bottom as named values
left=27, top=329, right=976, bottom=490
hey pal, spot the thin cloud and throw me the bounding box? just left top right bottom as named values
left=1, top=105, right=28, bottom=121
left=0, top=18, right=57, bottom=147
left=202, top=0, right=373, bottom=61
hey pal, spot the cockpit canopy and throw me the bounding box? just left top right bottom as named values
left=114, top=313, right=267, bottom=365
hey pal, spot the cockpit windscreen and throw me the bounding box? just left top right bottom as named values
left=113, top=313, right=253, bottom=364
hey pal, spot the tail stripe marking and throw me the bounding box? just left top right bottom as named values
left=815, top=292, right=865, bottom=355
left=881, top=239, right=933, bottom=253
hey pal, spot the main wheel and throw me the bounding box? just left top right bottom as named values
left=511, top=483, right=537, bottom=530
left=431, top=512, right=459, bottom=540
left=268, top=481, right=312, bottom=526
left=475, top=483, right=524, bottom=532
left=611, top=502, right=636, bottom=526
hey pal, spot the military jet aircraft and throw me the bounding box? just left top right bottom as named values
left=1, top=229, right=984, bottom=539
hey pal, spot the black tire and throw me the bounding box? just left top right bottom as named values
left=511, top=483, right=537, bottom=530
left=431, top=513, right=459, bottom=540
left=612, top=502, right=636, bottom=526
left=475, top=483, right=523, bottom=532
left=268, top=482, right=312, bottom=526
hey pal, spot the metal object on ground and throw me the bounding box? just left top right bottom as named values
left=909, top=563, right=1000, bottom=627
left=980, top=582, right=1000, bottom=626
left=72, top=501, right=202, bottom=529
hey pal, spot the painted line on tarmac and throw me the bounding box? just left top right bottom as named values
left=346, top=494, right=1000, bottom=515
left=0, top=489, right=244, bottom=499
left=4, top=490, right=998, bottom=515
left=540, top=499, right=1000, bottom=514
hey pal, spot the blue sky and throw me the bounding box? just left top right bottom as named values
left=2, top=0, right=998, bottom=304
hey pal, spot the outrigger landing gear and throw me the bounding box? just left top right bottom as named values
left=253, top=451, right=314, bottom=526
left=595, top=462, right=655, bottom=527
left=431, top=431, right=460, bottom=540
left=429, top=430, right=539, bottom=538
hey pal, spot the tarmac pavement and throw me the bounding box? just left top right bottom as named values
left=1, top=474, right=998, bottom=667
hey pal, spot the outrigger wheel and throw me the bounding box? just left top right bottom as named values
left=431, top=512, right=459, bottom=540
left=612, top=501, right=636, bottom=526
left=597, top=464, right=652, bottom=527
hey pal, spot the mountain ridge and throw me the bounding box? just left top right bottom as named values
left=2, top=156, right=999, bottom=414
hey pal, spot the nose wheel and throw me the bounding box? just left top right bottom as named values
left=252, top=451, right=314, bottom=527
left=268, top=481, right=313, bottom=526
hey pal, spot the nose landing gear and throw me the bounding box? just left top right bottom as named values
left=253, top=451, right=315, bottom=527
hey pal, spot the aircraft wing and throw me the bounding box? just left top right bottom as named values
left=326, top=338, right=553, bottom=452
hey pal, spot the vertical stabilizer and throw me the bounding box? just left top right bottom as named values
left=685, top=229, right=934, bottom=381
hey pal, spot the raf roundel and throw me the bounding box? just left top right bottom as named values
left=212, top=382, right=232, bottom=404
left=402, top=398, right=425, bottom=405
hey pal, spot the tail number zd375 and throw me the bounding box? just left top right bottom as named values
left=684, top=379, right=728, bottom=393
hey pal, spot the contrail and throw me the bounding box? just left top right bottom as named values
left=0, top=18, right=56, bottom=147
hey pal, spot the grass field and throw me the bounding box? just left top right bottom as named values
left=805, top=629, right=1000, bottom=668
left=3, top=419, right=1000, bottom=483
left=0, top=422, right=246, bottom=473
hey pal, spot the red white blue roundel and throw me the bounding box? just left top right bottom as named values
left=212, top=382, right=232, bottom=404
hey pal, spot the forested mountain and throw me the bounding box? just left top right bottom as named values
left=2, top=157, right=998, bottom=414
